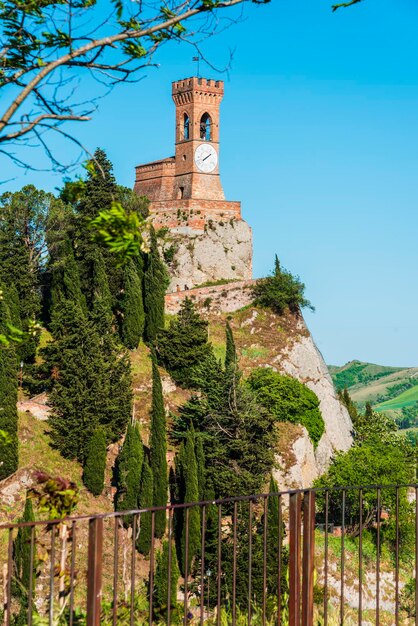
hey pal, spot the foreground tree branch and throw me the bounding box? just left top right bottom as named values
left=0, top=0, right=265, bottom=175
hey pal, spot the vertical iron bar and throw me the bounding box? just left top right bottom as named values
left=184, top=508, right=190, bottom=624
left=5, top=528, right=13, bottom=626
left=86, top=517, right=104, bottom=626
left=216, top=504, right=222, bottom=626
left=49, top=524, right=56, bottom=626
left=376, top=489, right=380, bottom=626
left=113, top=517, right=119, bottom=626
left=27, top=525, right=35, bottom=626
left=277, top=495, right=282, bottom=626
left=248, top=499, right=253, bottom=626
left=358, top=490, right=363, bottom=626
left=149, top=512, right=155, bottom=626
left=200, top=505, right=206, bottom=626
left=340, top=490, right=346, bottom=626
left=415, top=487, right=418, bottom=626
left=289, top=492, right=301, bottom=626
left=167, top=509, right=173, bottom=626
left=262, top=496, right=268, bottom=626
left=232, top=501, right=238, bottom=626
left=324, top=490, right=329, bottom=626
left=69, top=521, right=77, bottom=626
left=395, top=487, right=399, bottom=626
left=130, top=514, right=137, bottom=626
left=302, top=491, right=315, bottom=626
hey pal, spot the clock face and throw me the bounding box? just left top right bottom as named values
left=194, top=143, right=218, bottom=173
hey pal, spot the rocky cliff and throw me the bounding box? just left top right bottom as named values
left=159, top=218, right=252, bottom=292
left=204, top=305, right=353, bottom=490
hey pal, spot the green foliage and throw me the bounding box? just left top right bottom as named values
left=143, top=226, right=169, bottom=344
left=150, top=353, right=168, bottom=537
left=248, top=367, right=325, bottom=447
left=115, top=422, right=144, bottom=520
left=136, top=456, right=153, bottom=555
left=0, top=185, right=52, bottom=360
left=119, top=258, right=145, bottom=349
left=179, top=429, right=201, bottom=576
left=153, top=541, right=179, bottom=619
left=0, top=284, right=18, bottom=479
left=172, top=320, right=277, bottom=498
left=224, top=320, right=237, bottom=376
left=315, top=406, right=416, bottom=555
left=90, top=202, right=148, bottom=267
left=157, top=297, right=213, bottom=387
left=252, top=255, right=314, bottom=315
left=46, top=300, right=132, bottom=462
left=195, top=434, right=206, bottom=501
left=13, top=495, right=36, bottom=611
left=338, top=387, right=359, bottom=424
left=82, top=429, right=107, bottom=496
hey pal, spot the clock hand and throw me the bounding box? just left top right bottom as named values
left=202, top=153, right=212, bottom=162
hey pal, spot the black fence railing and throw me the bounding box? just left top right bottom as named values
left=1, top=484, right=418, bottom=625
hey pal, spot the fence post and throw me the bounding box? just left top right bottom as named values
left=289, top=492, right=301, bottom=626
left=302, top=491, right=315, bottom=626
left=87, top=517, right=104, bottom=626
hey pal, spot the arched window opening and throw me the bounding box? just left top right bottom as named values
left=183, top=114, right=190, bottom=140
left=200, top=113, right=211, bottom=141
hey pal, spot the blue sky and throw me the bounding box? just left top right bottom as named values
left=3, top=0, right=418, bottom=366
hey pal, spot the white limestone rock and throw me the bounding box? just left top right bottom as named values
left=162, top=219, right=252, bottom=292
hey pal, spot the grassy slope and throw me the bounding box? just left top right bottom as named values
left=329, top=360, right=418, bottom=421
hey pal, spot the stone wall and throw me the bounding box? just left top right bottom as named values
left=165, top=279, right=256, bottom=314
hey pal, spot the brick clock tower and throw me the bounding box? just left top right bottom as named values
left=134, top=77, right=252, bottom=291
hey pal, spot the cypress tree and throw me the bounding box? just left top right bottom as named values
left=156, top=297, right=213, bottom=387
left=14, top=495, right=36, bottom=597
left=82, top=429, right=107, bottom=496
left=119, top=258, right=145, bottom=349
left=137, top=456, right=153, bottom=555
left=153, top=540, right=179, bottom=619
left=47, top=299, right=131, bottom=461
left=180, top=429, right=201, bottom=576
left=0, top=284, right=18, bottom=479
left=224, top=321, right=237, bottom=374
left=143, top=226, right=169, bottom=344
left=115, top=422, right=144, bottom=520
left=150, top=352, right=168, bottom=537
left=195, top=434, right=205, bottom=502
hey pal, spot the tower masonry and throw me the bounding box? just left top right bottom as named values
left=134, top=77, right=252, bottom=292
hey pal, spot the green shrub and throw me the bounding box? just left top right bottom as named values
left=247, top=367, right=324, bottom=446
left=252, top=255, right=313, bottom=315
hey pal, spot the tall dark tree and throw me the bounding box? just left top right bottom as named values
left=195, top=434, right=206, bottom=502
left=225, top=320, right=237, bottom=374
left=0, top=186, right=53, bottom=360
left=157, top=297, right=213, bottom=387
left=82, top=429, right=107, bottom=496
left=13, top=495, right=36, bottom=624
left=47, top=299, right=131, bottom=462
left=153, top=540, right=179, bottom=619
left=180, top=429, right=201, bottom=576
left=119, top=258, right=145, bottom=349
left=0, top=284, right=18, bottom=479
left=143, top=226, right=169, bottom=344
left=137, top=456, right=153, bottom=555
left=115, top=422, right=144, bottom=518
left=13, top=496, right=36, bottom=596
left=150, top=352, right=168, bottom=537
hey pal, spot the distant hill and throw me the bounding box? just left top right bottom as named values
left=329, top=360, right=418, bottom=428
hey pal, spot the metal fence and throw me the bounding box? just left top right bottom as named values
left=1, top=484, right=418, bottom=625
